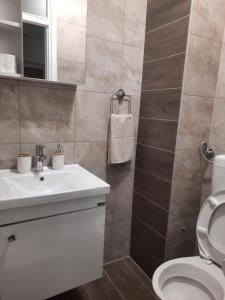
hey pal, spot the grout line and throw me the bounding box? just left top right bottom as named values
left=137, top=143, right=175, bottom=154
left=142, top=87, right=182, bottom=92
left=86, top=34, right=145, bottom=51
left=103, top=270, right=126, bottom=299
left=144, top=52, right=186, bottom=64
left=139, top=116, right=178, bottom=122
left=131, top=236, right=162, bottom=264
left=104, top=256, right=125, bottom=266
left=145, top=15, right=190, bottom=35
left=133, top=190, right=169, bottom=213
left=122, top=258, right=156, bottom=296
left=135, top=166, right=173, bottom=184
left=190, top=33, right=223, bottom=45
left=133, top=214, right=167, bottom=240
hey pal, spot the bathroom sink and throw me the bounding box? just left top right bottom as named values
left=0, top=164, right=110, bottom=210
left=0, top=164, right=109, bottom=300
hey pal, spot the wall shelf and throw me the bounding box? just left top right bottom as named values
left=0, top=18, right=21, bottom=31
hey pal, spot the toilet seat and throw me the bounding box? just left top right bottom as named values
left=152, top=190, right=225, bottom=300
left=197, top=190, right=225, bottom=273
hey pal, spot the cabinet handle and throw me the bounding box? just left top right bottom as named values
left=8, top=235, right=16, bottom=242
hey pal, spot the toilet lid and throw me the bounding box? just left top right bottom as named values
left=197, top=190, right=225, bottom=271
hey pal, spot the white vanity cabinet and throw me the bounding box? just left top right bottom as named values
left=0, top=205, right=105, bottom=300
left=0, top=165, right=110, bottom=300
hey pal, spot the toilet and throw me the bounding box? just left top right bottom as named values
left=152, top=155, right=225, bottom=300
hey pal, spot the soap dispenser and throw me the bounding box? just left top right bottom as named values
left=52, top=144, right=64, bottom=170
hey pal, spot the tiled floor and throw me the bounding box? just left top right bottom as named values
left=49, top=257, right=157, bottom=300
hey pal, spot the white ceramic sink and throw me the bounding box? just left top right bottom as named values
left=0, top=164, right=110, bottom=210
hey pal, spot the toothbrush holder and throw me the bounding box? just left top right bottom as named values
left=17, top=154, right=32, bottom=174
left=52, top=153, right=64, bottom=170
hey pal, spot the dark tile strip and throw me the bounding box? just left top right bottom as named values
left=136, top=144, right=174, bottom=182
left=131, top=216, right=166, bottom=261
left=144, top=16, right=189, bottom=61
left=130, top=239, right=162, bottom=279
left=142, top=53, right=185, bottom=91
left=146, top=0, right=191, bottom=31
left=132, top=192, right=168, bottom=237
left=134, top=168, right=171, bottom=210
left=139, top=89, right=181, bottom=121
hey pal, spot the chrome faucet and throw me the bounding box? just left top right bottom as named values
left=35, top=145, right=46, bottom=173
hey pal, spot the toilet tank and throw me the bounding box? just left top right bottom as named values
left=212, top=155, right=225, bottom=194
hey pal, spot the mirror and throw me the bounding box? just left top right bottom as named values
left=0, top=0, right=87, bottom=85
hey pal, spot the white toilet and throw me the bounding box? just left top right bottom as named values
left=152, top=155, right=225, bottom=300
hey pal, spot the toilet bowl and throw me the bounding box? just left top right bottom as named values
left=153, top=257, right=225, bottom=300
left=152, top=155, right=225, bottom=300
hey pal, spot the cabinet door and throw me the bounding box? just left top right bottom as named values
left=0, top=206, right=105, bottom=300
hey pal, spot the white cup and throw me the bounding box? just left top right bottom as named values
left=17, top=155, right=32, bottom=174
left=52, top=154, right=64, bottom=170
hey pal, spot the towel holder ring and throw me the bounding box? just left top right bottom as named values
left=110, top=89, right=131, bottom=114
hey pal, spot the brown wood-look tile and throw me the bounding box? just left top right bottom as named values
left=104, top=260, right=154, bottom=300
left=84, top=271, right=123, bottom=300
left=131, top=216, right=166, bottom=261
left=130, top=239, right=161, bottom=279
left=133, top=192, right=168, bottom=237
left=122, top=257, right=156, bottom=297
left=138, top=118, right=178, bottom=152
left=134, top=168, right=171, bottom=210
left=142, top=53, right=185, bottom=91
left=139, top=89, right=181, bottom=121
left=136, top=144, right=174, bottom=182
left=146, top=0, right=191, bottom=31
left=145, top=16, right=189, bottom=61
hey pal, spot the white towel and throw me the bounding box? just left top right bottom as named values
left=108, top=114, right=134, bottom=165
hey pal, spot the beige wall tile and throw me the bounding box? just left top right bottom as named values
left=183, top=35, right=221, bottom=97
left=0, top=144, right=20, bottom=170
left=75, top=91, right=110, bottom=142
left=113, top=159, right=135, bottom=184
left=111, top=221, right=131, bottom=259
left=176, top=95, right=214, bottom=150
left=121, top=46, right=144, bottom=95
left=57, top=0, right=87, bottom=27
left=165, top=212, right=198, bottom=260
left=190, top=0, right=225, bottom=43
left=173, top=149, right=202, bottom=184
left=124, top=0, right=147, bottom=48
left=87, top=0, right=126, bottom=42
left=216, top=45, right=225, bottom=98
left=104, top=224, right=112, bottom=263
left=0, top=81, right=20, bottom=144
left=75, top=141, right=107, bottom=170
left=58, top=61, right=86, bottom=85
left=112, top=180, right=133, bottom=223
left=20, top=85, right=75, bottom=143
left=170, top=148, right=202, bottom=215
left=57, top=21, right=86, bottom=64
left=85, top=37, right=122, bottom=93
left=209, top=98, right=225, bottom=151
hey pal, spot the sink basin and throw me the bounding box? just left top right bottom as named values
left=0, top=164, right=110, bottom=210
